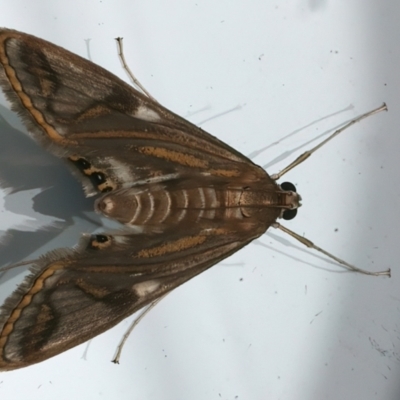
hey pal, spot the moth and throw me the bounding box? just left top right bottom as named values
left=0, top=28, right=389, bottom=371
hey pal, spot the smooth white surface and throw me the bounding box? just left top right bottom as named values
left=0, top=1, right=399, bottom=399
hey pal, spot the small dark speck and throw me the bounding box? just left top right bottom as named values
left=239, top=278, right=243, bottom=281
left=334, top=228, right=338, bottom=232
left=315, top=311, right=323, bottom=317
left=258, top=54, right=264, bottom=60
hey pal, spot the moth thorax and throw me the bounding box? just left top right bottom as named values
left=239, top=187, right=300, bottom=211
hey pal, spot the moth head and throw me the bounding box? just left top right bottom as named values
left=279, top=181, right=301, bottom=220
left=239, top=181, right=301, bottom=224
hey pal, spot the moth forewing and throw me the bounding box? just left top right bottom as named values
left=0, top=28, right=390, bottom=371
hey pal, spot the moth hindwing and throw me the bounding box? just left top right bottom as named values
left=0, top=28, right=388, bottom=371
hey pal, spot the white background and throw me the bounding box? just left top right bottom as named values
left=0, top=1, right=399, bottom=399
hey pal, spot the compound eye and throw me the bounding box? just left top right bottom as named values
left=282, top=208, right=298, bottom=220
left=281, top=181, right=296, bottom=192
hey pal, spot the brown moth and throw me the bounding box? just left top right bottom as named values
left=0, top=28, right=389, bottom=371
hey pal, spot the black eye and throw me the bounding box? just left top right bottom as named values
left=281, top=181, right=296, bottom=192
left=91, top=172, right=106, bottom=185
left=282, top=209, right=297, bottom=220
left=76, top=158, right=91, bottom=170
left=69, top=157, right=91, bottom=170
left=94, top=235, right=109, bottom=243
left=87, top=234, right=111, bottom=250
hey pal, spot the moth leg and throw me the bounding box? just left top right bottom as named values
left=273, top=222, right=391, bottom=277
left=271, top=103, right=387, bottom=180
left=115, top=37, right=157, bottom=102
left=112, top=294, right=168, bottom=364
